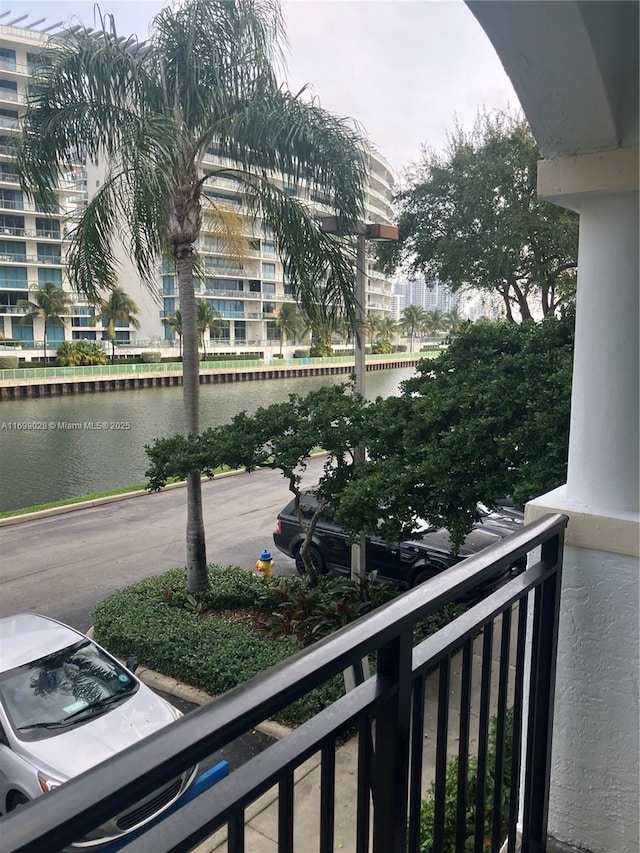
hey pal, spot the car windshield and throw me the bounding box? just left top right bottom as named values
left=0, top=640, right=137, bottom=740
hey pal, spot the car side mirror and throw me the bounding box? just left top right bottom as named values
left=126, top=656, right=139, bottom=673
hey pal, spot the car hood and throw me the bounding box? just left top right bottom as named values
left=14, top=687, right=176, bottom=781
left=418, top=526, right=502, bottom=557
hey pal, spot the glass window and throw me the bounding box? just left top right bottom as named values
left=37, top=244, right=61, bottom=264
left=162, top=276, right=175, bottom=295
left=0, top=48, right=16, bottom=72
left=0, top=189, right=23, bottom=211
left=163, top=298, right=176, bottom=315
left=262, top=241, right=276, bottom=258
left=266, top=321, right=278, bottom=341
left=262, top=262, right=276, bottom=280
left=73, top=331, right=96, bottom=340
left=0, top=266, right=27, bottom=288
left=234, top=321, right=246, bottom=341
left=38, top=269, right=62, bottom=287
left=35, top=218, right=60, bottom=239
left=262, top=283, right=275, bottom=295
left=11, top=317, right=32, bottom=340
left=47, top=319, right=65, bottom=342
left=0, top=240, right=25, bottom=261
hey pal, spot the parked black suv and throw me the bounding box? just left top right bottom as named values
left=273, top=493, right=525, bottom=590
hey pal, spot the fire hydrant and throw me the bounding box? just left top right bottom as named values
left=256, top=549, right=275, bottom=578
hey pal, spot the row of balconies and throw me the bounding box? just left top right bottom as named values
left=0, top=254, right=62, bottom=265
left=0, top=227, right=63, bottom=240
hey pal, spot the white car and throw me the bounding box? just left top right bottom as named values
left=0, top=614, right=197, bottom=848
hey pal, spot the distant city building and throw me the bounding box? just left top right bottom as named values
left=0, top=17, right=395, bottom=357
left=392, top=278, right=459, bottom=315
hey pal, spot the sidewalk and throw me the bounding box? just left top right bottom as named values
left=135, top=631, right=515, bottom=853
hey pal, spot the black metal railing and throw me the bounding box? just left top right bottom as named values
left=2, top=513, right=567, bottom=853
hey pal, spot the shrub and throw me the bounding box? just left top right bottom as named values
left=56, top=340, right=108, bottom=366
left=0, top=355, right=19, bottom=368
left=371, top=340, right=394, bottom=354
left=309, top=343, right=334, bottom=357
left=292, top=349, right=310, bottom=358
left=395, top=344, right=408, bottom=353
left=141, top=350, right=162, bottom=363
left=419, top=708, right=514, bottom=852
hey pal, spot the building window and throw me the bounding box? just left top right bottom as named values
left=266, top=321, right=278, bottom=341
left=0, top=189, right=23, bottom=211
left=47, top=319, right=65, bottom=342
left=38, top=269, right=63, bottom=287
left=163, top=297, right=176, bottom=315
left=162, top=276, right=175, bottom=295
left=234, top=321, right=246, bottom=342
left=0, top=240, right=25, bottom=261
left=262, top=262, right=276, bottom=280
left=0, top=266, right=27, bottom=288
left=37, top=244, right=62, bottom=265
left=262, top=282, right=275, bottom=295
left=262, top=241, right=276, bottom=258
left=0, top=48, right=16, bottom=72
left=35, top=218, right=61, bottom=239
left=73, top=331, right=96, bottom=340
left=11, top=317, right=32, bottom=340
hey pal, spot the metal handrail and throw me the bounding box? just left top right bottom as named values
left=2, top=514, right=567, bottom=853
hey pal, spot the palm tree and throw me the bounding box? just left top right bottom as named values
left=275, top=302, right=301, bottom=356
left=443, top=306, right=464, bottom=336
left=162, top=309, right=183, bottom=359
left=18, top=281, right=71, bottom=361
left=364, top=312, right=382, bottom=345
left=423, top=308, right=446, bottom=341
left=196, top=300, right=222, bottom=359
left=18, top=0, right=366, bottom=592
left=95, top=287, right=141, bottom=362
left=376, top=316, right=398, bottom=344
left=400, top=304, right=428, bottom=352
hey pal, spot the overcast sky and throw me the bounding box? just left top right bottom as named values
left=4, top=0, right=519, bottom=176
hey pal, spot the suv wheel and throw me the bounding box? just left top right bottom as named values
left=295, top=544, right=326, bottom=576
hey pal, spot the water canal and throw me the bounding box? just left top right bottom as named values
left=0, top=367, right=415, bottom=513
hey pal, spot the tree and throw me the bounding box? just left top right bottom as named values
left=364, top=312, right=382, bottom=345
left=18, top=281, right=71, bottom=361
left=95, top=287, right=140, bottom=362
left=19, top=0, right=366, bottom=592
left=400, top=304, right=428, bottom=352
left=162, top=309, right=183, bottom=359
left=275, top=302, right=301, bottom=355
left=196, top=300, right=222, bottom=359
left=337, top=312, right=574, bottom=548
left=145, top=383, right=368, bottom=587
left=375, top=316, right=398, bottom=343
left=382, top=112, right=579, bottom=321
left=422, top=308, right=446, bottom=339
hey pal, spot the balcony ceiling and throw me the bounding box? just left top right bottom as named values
left=467, top=0, right=639, bottom=159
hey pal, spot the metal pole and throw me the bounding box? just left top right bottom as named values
left=351, top=232, right=367, bottom=583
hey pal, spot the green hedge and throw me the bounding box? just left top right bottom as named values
left=141, top=351, right=162, bottom=363
left=0, top=355, right=19, bottom=368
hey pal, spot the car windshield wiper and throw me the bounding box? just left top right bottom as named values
left=62, top=691, right=131, bottom=722
left=18, top=720, right=73, bottom=731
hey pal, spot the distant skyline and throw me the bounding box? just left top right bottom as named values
left=3, top=0, right=519, bottom=176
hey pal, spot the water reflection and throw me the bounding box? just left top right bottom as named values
left=0, top=368, right=414, bottom=512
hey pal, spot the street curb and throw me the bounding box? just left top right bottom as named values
left=85, top=626, right=293, bottom=743
left=0, top=451, right=330, bottom=527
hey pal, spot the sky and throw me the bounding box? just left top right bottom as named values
left=2, top=0, right=519, bottom=178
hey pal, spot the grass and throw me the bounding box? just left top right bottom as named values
left=0, top=483, right=150, bottom=518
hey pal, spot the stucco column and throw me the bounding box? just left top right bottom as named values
left=526, top=148, right=639, bottom=853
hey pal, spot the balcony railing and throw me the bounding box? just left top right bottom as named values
left=2, top=513, right=567, bottom=853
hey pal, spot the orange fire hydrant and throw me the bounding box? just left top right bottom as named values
left=256, top=549, right=275, bottom=578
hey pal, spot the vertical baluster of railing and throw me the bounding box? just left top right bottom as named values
left=228, top=808, right=245, bottom=853
left=278, top=770, right=295, bottom=853
left=455, top=640, right=473, bottom=853
left=432, top=656, right=451, bottom=853
left=356, top=714, right=373, bottom=853
left=474, top=622, right=494, bottom=852
left=372, top=626, right=414, bottom=852
left=522, top=527, right=565, bottom=851
left=319, top=741, right=336, bottom=853
left=408, top=673, right=426, bottom=853
left=491, top=607, right=512, bottom=852
left=507, top=597, right=529, bottom=853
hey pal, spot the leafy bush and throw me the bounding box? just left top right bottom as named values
left=309, top=343, right=334, bottom=357
left=92, top=566, right=466, bottom=727
left=292, top=349, right=310, bottom=358
left=371, top=340, right=394, bottom=354
left=0, top=355, right=19, bottom=368
left=420, top=708, right=514, bottom=852
left=141, top=350, right=162, bottom=363
left=57, top=340, right=108, bottom=366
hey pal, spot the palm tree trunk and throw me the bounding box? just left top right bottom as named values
left=177, top=246, right=207, bottom=592
left=43, top=319, right=47, bottom=363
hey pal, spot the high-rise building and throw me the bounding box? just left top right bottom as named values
left=392, top=278, right=459, bottom=315
left=0, top=17, right=395, bottom=357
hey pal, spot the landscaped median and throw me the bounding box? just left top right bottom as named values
left=91, top=565, right=463, bottom=728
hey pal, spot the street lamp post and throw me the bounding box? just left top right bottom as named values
left=321, top=217, right=398, bottom=582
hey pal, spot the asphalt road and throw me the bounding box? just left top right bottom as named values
left=0, top=456, right=327, bottom=631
